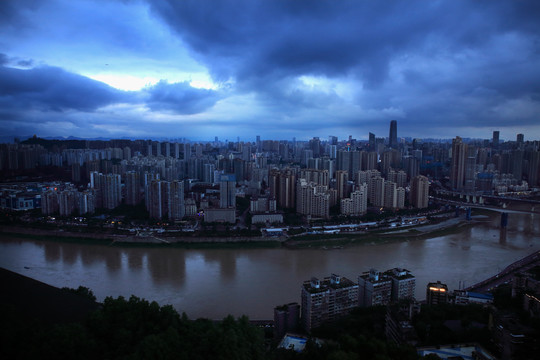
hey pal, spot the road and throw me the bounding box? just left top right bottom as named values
left=465, top=250, right=540, bottom=293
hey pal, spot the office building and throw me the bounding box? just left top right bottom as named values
left=358, top=269, right=392, bottom=307
left=301, top=274, right=358, bottom=332
left=426, top=281, right=449, bottom=305
left=493, top=131, right=500, bottom=149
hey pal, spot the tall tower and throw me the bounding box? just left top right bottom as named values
left=335, top=170, right=349, bottom=200
left=168, top=180, right=185, bottom=220
left=125, top=171, right=141, bottom=205
left=492, top=131, right=500, bottom=149
left=219, top=174, right=236, bottom=208
left=450, top=136, right=466, bottom=191
left=410, top=175, right=429, bottom=208
left=389, top=120, right=398, bottom=149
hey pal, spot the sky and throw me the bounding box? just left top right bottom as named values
left=1, top=0, right=540, bottom=142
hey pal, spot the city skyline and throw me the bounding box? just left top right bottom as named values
left=1, top=1, right=540, bottom=141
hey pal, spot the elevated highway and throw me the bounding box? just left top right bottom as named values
left=465, top=250, right=540, bottom=293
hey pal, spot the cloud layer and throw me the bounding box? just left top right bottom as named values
left=1, top=0, right=540, bottom=140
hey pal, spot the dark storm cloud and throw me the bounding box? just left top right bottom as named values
left=148, top=1, right=540, bottom=85
left=146, top=0, right=540, bottom=138
left=0, top=64, right=127, bottom=112
left=144, top=80, right=222, bottom=114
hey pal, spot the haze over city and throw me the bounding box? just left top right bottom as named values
left=1, top=0, right=540, bottom=141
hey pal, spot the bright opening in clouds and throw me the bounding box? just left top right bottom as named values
left=1, top=0, right=540, bottom=141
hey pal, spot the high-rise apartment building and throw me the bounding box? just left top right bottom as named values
left=526, top=150, right=539, bottom=187
left=90, top=172, right=121, bottom=209
left=450, top=136, right=466, bottom=191
left=389, top=120, right=398, bottom=149
left=369, top=176, right=385, bottom=207
left=301, top=274, right=358, bottom=332
left=464, top=146, right=477, bottom=192
left=396, top=187, right=405, bottom=209
left=300, top=169, right=330, bottom=186
left=383, top=181, right=397, bottom=209
left=183, top=143, right=191, bottom=160
left=297, top=179, right=330, bottom=218
left=269, top=169, right=296, bottom=209
left=340, top=185, right=367, bottom=216
left=358, top=269, right=392, bottom=307
left=274, top=303, right=300, bottom=340
left=168, top=180, right=185, bottom=220
left=386, top=268, right=416, bottom=301
left=335, top=170, right=349, bottom=200
left=125, top=171, right=141, bottom=205
left=147, top=180, right=167, bottom=218
left=219, top=174, right=236, bottom=208
left=410, top=175, right=429, bottom=208
left=426, top=281, right=449, bottom=305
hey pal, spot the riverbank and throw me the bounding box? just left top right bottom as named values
left=0, top=213, right=479, bottom=249
left=284, top=215, right=474, bottom=248
left=0, top=228, right=285, bottom=249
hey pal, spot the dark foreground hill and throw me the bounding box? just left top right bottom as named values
left=0, top=267, right=100, bottom=324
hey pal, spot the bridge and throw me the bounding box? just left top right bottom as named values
left=465, top=250, right=540, bottom=293
left=432, top=197, right=540, bottom=215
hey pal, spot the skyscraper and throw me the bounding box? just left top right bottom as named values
left=125, top=171, right=141, bottom=205
left=168, top=180, right=185, bottom=220
left=389, top=120, right=398, bottom=149
left=410, top=175, right=429, bottom=208
left=369, top=132, right=376, bottom=149
left=492, top=131, right=500, bottom=149
left=450, top=136, right=466, bottom=190
left=219, top=174, right=236, bottom=208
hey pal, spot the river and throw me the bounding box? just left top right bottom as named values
left=1, top=210, right=539, bottom=320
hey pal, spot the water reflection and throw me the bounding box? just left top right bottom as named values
left=203, top=251, right=237, bottom=281
left=499, top=228, right=507, bottom=244
left=43, top=242, right=61, bottom=263
left=127, top=249, right=145, bottom=269
left=147, top=249, right=186, bottom=287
